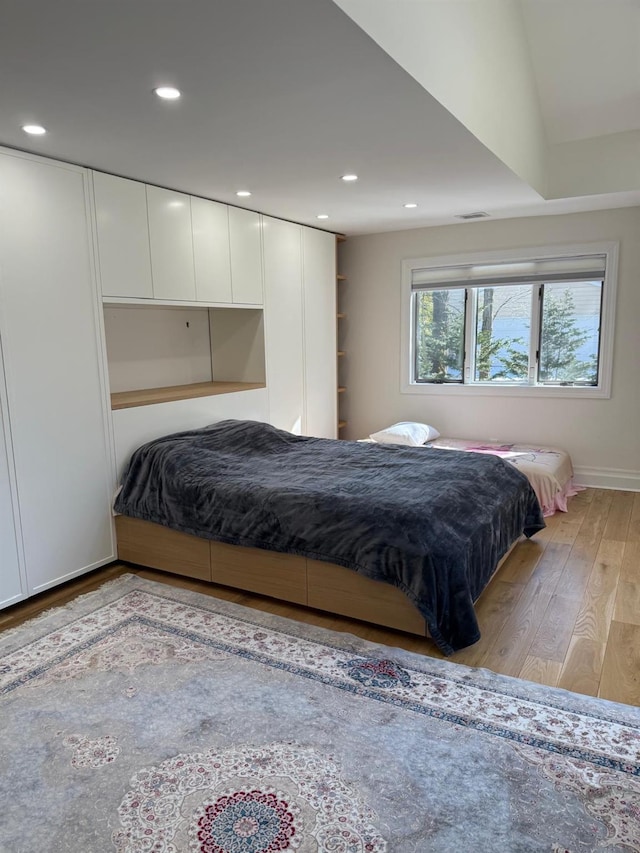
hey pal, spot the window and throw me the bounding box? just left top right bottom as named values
left=402, top=243, right=617, bottom=398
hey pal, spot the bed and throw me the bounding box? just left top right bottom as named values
left=113, top=419, right=545, bottom=655
left=427, top=438, right=582, bottom=517
left=365, top=422, right=581, bottom=517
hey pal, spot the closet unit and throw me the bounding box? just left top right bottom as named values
left=263, top=217, right=336, bottom=439
left=93, top=172, right=264, bottom=307
left=303, top=227, right=338, bottom=439
left=263, top=216, right=305, bottom=433
left=95, top=172, right=267, bottom=420
left=92, top=171, right=153, bottom=299
left=191, top=197, right=232, bottom=303
left=228, top=207, right=263, bottom=305
left=0, top=148, right=115, bottom=604
left=0, top=146, right=338, bottom=610
left=146, top=186, right=196, bottom=301
left=0, top=370, right=23, bottom=609
left=93, top=175, right=270, bottom=483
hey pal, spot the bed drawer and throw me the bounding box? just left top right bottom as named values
left=307, top=559, right=427, bottom=635
left=210, top=542, right=307, bottom=605
left=115, top=516, right=211, bottom=581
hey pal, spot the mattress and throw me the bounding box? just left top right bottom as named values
left=427, top=438, right=582, bottom=517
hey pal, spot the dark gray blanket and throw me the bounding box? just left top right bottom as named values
left=114, top=419, right=545, bottom=654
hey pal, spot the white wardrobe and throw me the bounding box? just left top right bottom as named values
left=263, top=216, right=336, bottom=438
left=0, top=368, right=23, bottom=609
left=0, top=146, right=337, bottom=611
left=0, top=149, right=115, bottom=607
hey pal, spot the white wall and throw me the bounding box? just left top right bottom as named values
left=341, top=207, right=640, bottom=489
left=104, top=305, right=213, bottom=392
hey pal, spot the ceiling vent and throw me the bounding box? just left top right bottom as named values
left=455, top=211, right=490, bottom=220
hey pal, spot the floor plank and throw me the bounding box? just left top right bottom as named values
left=570, top=539, right=623, bottom=644
left=628, top=493, right=640, bottom=542
left=496, top=539, right=545, bottom=584
left=528, top=593, right=582, bottom=662
left=529, top=541, right=572, bottom=590
left=620, top=540, right=640, bottom=583
left=602, top=489, right=634, bottom=541
left=478, top=578, right=554, bottom=677
left=614, top=580, right=640, bottom=626
left=551, top=517, right=583, bottom=546
left=519, top=656, right=563, bottom=687
left=554, top=549, right=595, bottom=605
left=575, top=489, right=614, bottom=558
left=558, top=637, right=606, bottom=697
left=599, top=621, right=640, bottom=705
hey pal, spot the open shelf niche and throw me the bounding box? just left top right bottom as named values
left=103, top=303, right=266, bottom=409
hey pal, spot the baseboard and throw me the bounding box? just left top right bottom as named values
left=573, top=466, right=640, bottom=492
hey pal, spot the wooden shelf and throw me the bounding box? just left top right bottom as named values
left=111, top=380, right=266, bottom=410
left=337, top=236, right=346, bottom=436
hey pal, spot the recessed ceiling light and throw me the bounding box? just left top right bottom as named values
left=340, top=174, right=358, bottom=182
left=154, top=86, right=181, bottom=100
left=403, top=203, right=418, bottom=209
left=316, top=214, right=329, bottom=220
left=236, top=190, right=252, bottom=197
left=22, top=124, right=46, bottom=135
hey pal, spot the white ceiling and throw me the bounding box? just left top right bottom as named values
left=1, top=0, right=638, bottom=236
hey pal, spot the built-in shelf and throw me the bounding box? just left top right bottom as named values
left=336, top=234, right=346, bottom=438
left=111, top=380, right=266, bottom=410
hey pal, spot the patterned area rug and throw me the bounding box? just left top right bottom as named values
left=1, top=575, right=639, bottom=852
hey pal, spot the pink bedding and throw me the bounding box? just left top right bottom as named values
left=427, top=438, right=583, bottom=517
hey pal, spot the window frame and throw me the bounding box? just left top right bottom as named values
left=400, top=242, right=618, bottom=399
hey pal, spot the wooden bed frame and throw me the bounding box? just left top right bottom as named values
left=116, top=516, right=429, bottom=634
left=116, top=516, right=517, bottom=637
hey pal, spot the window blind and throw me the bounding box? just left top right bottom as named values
left=411, top=254, right=606, bottom=291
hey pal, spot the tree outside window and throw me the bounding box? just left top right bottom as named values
left=413, top=280, right=603, bottom=387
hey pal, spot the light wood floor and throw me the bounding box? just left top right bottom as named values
left=1, top=488, right=638, bottom=705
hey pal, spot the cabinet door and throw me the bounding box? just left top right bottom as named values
left=92, top=171, right=153, bottom=298
left=303, top=228, right=337, bottom=438
left=263, top=217, right=304, bottom=433
left=0, top=152, right=114, bottom=594
left=191, top=197, right=232, bottom=303
left=0, top=376, right=24, bottom=609
left=229, top=207, right=263, bottom=304
left=147, top=185, right=196, bottom=301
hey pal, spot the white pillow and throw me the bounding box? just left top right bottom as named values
left=369, top=421, right=440, bottom=446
